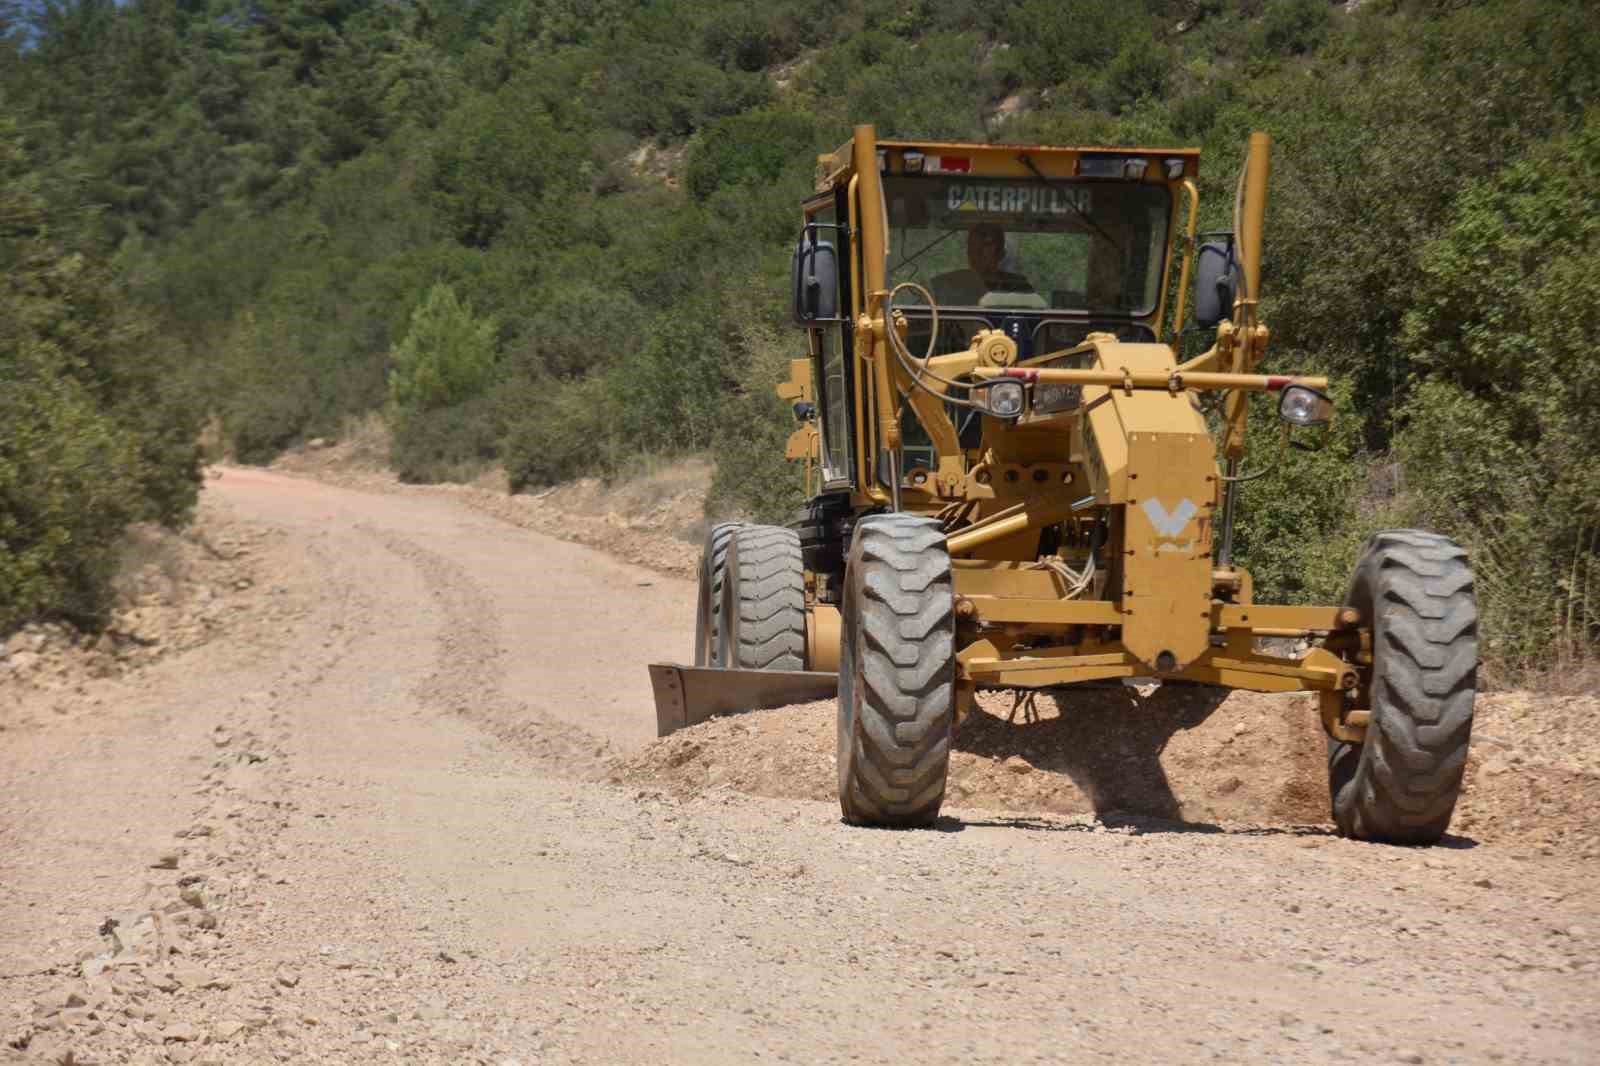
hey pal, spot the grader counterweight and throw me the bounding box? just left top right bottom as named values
left=651, top=126, right=1477, bottom=845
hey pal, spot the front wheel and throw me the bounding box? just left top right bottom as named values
left=1328, top=530, right=1477, bottom=845
left=837, top=514, right=955, bottom=828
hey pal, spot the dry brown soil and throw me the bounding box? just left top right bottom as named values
left=2, top=464, right=1598, bottom=1066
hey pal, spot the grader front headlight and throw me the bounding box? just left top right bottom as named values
left=1278, top=384, right=1333, bottom=427
left=982, top=380, right=1026, bottom=419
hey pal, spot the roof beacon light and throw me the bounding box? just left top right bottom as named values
left=926, top=154, right=971, bottom=175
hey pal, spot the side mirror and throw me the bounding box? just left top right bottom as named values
left=792, top=401, right=816, bottom=422
left=791, top=229, right=838, bottom=326
left=1194, top=239, right=1238, bottom=329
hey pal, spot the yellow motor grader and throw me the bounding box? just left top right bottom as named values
left=650, top=125, right=1476, bottom=845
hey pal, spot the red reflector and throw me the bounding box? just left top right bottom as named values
left=931, top=155, right=971, bottom=174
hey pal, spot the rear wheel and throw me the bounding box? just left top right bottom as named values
left=1328, top=530, right=1477, bottom=845
left=719, top=525, right=806, bottom=670
left=837, top=514, right=955, bottom=828
left=694, top=522, right=742, bottom=666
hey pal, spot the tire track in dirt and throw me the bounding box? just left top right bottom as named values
left=357, top=523, right=617, bottom=775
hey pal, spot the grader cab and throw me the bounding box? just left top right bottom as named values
left=650, top=126, right=1477, bottom=845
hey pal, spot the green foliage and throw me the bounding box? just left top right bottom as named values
left=1226, top=378, right=1370, bottom=607
left=685, top=108, right=819, bottom=202
left=1102, top=32, right=1171, bottom=112
left=500, top=375, right=618, bottom=492
left=389, top=393, right=502, bottom=484
left=427, top=83, right=583, bottom=248
left=1390, top=115, right=1600, bottom=672
left=5, top=0, right=1595, bottom=672
left=1004, top=0, right=1144, bottom=86
left=385, top=282, right=499, bottom=482
left=1256, top=0, right=1330, bottom=57
left=388, top=283, right=497, bottom=413
left=704, top=324, right=807, bottom=524
left=0, top=118, right=199, bottom=630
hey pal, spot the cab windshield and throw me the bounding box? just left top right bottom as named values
left=885, top=177, right=1171, bottom=316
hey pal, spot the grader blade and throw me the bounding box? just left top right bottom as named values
left=648, top=664, right=836, bottom=737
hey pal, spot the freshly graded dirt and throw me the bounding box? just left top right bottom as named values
left=2, top=465, right=1597, bottom=1065
left=615, top=687, right=1600, bottom=857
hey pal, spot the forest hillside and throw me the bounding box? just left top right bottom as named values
left=1, top=0, right=1595, bottom=679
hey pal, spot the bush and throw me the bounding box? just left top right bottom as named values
left=0, top=344, right=147, bottom=630
left=1004, top=0, right=1145, bottom=86
left=389, top=393, right=502, bottom=484
left=684, top=108, right=819, bottom=202
left=1256, top=0, right=1331, bottom=57
left=1101, top=32, right=1172, bottom=112
left=388, top=282, right=498, bottom=413
left=1389, top=114, right=1600, bottom=674
left=500, top=375, right=619, bottom=491
left=0, top=120, right=200, bottom=630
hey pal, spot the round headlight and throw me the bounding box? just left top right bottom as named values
left=1278, top=384, right=1332, bottom=427
left=985, top=380, right=1026, bottom=419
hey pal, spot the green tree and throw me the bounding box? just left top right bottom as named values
left=388, top=281, right=497, bottom=413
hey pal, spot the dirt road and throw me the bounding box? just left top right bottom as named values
left=3, top=468, right=1597, bottom=1065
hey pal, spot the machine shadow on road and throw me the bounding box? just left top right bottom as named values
left=952, top=681, right=1245, bottom=830
left=930, top=816, right=1481, bottom=849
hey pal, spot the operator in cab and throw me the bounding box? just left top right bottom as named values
left=931, top=222, right=1035, bottom=307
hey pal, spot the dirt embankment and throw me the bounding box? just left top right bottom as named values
left=0, top=488, right=276, bottom=708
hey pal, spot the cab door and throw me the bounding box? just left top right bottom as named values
left=801, top=192, right=856, bottom=491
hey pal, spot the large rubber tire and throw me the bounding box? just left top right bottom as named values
left=694, top=522, right=743, bottom=666
left=1328, top=530, right=1477, bottom=845
left=719, top=525, right=806, bottom=670
left=836, top=514, right=955, bottom=828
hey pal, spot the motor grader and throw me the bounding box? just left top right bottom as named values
left=650, top=125, right=1477, bottom=845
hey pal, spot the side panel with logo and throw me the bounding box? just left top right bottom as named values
left=1121, top=428, right=1216, bottom=671
left=1076, top=342, right=1219, bottom=671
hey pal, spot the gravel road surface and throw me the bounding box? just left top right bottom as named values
left=3, top=467, right=1596, bottom=1065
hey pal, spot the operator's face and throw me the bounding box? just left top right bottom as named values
left=968, top=229, right=1004, bottom=274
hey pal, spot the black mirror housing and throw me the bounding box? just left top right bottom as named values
left=791, top=229, right=839, bottom=326
left=1194, top=239, right=1238, bottom=329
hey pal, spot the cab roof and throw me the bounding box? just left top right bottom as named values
left=816, top=138, right=1201, bottom=192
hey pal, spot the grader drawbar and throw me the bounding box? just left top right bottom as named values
left=649, top=126, right=1477, bottom=845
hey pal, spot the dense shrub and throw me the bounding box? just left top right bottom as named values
left=389, top=393, right=502, bottom=484
left=0, top=344, right=147, bottom=629
left=1390, top=115, right=1600, bottom=671
left=684, top=108, right=820, bottom=202
left=500, top=375, right=619, bottom=491
left=0, top=122, right=200, bottom=630
left=1256, top=0, right=1331, bottom=57
left=704, top=324, right=807, bottom=524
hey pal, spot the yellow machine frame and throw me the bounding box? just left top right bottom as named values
left=786, top=125, right=1369, bottom=743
